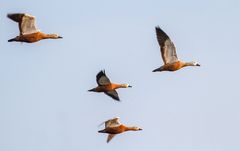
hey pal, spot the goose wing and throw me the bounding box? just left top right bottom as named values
left=98, top=117, right=121, bottom=128
left=105, top=117, right=121, bottom=128
left=96, top=70, right=111, bottom=86
left=104, top=90, right=120, bottom=101
left=7, top=13, right=39, bottom=35
left=155, top=26, right=178, bottom=64
left=107, top=134, right=116, bottom=143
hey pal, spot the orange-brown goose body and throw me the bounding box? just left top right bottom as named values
left=88, top=70, right=132, bottom=101
left=93, top=83, right=128, bottom=92
left=99, top=124, right=142, bottom=134
left=9, top=31, right=61, bottom=43
left=153, top=26, right=200, bottom=72
left=7, top=13, right=62, bottom=43
left=99, top=125, right=127, bottom=134
left=98, top=117, right=142, bottom=143
left=157, top=61, right=198, bottom=71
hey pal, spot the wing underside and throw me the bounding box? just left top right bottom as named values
left=8, top=13, right=39, bottom=35
left=96, top=70, right=111, bottom=86
left=155, top=26, right=178, bottom=64
left=104, top=90, right=120, bottom=101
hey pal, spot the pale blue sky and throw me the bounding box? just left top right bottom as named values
left=1, top=0, right=240, bottom=151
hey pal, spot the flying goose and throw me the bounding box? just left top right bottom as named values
left=153, top=26, right=200, bottom=72
left=88, top=70, right=132, bottom=101
left=98, top=117, right=142, bottom=143
left=7, top=13, right=62, bottom=43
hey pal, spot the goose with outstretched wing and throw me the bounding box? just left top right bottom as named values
left=88, top=70, right=132, bottom=101
left=153, top=26, right=200, bottom=72
left=98, top=117, right=142, bottom=143
left=7, top=13, right=62, bottom=43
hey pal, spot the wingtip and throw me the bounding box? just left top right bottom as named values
left=7, top=13, right=25, bottom=22
left=7, top=13, right=11, bottom=18
left=7, top=13, right=14, bottom=20
left=98, top=69, right=106, bottom=76
left=7, top=13, right=15, bottom=17
left=155, top=25, right=160, bottom=30
left=114, top=98, right=121, bottom=102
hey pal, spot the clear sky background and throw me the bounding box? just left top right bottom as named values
left=1, top=0, right=240, bottom=151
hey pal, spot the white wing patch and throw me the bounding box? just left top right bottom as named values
left=21, top=14, right=39, bottom=35
left=162, top=39, right=178, bottom=64
left=105, top=117, right=121, bottom=128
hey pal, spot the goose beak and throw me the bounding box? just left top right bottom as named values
left=196, top=63, right=200, bottom=66
left=128, top=85, right=132, bottom=88
left=58, top=36, right=63, bottom=39
left=139, top=128, right=143, bottom=130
